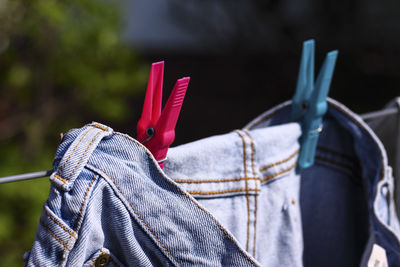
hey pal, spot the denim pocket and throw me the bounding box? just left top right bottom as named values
left=83, top=248, right=124, bottom=267
left=25, top=205, right=77, bottom=266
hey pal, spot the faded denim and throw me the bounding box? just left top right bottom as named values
left=25, top=97, right=400, bottom=266
left=25, top=121, right=303, bottom=266
left=245, top=98, right=400, bottom=267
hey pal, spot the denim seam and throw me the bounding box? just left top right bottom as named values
left=373, top=161, right=400, bottom=248
left=322, top=102, right=388, bottom=183
left=188, top=188, right=260, bottom=195
left=74, top=174, right=97, bottom=230
left=261, top=161, right=297, bottom=183
left=62, top=174, right=97, bottom=263
left=328, top=98, right=400, bottom=252
left=54, top=174, right=67, bottom=183
left=315, top=155, right=354, bottom=173
left=44, top=209, right=77, bottom=238
left=242, top=130, right=257, bottom=177
left=317, top=145, right=354, bottom=161
left=247, top=101, right=400, bottom=249
left=110, top=179, right=181, bottom=266
left=107, top=134, right=259, bottom=265
left=174, top=185, right=258, bottom=266
left=177, top=171, right=296, bottom=192
left=243, top=129, right=258, bottom=258
left=57, top=127, right=95, bottom=175
left=93, top=124, right=108, bottom=131
left=174, top=177, right=260, bottom=183
left=65, top=131, right=103, bottom=182
left=87, top=160, right=258, bottom=266
left=259, top=149, right=299, bottom=172
left=85, top=164, right=180, bottom=265
left=40, top=220, right=70, bottom=252
left=234, top=130, right=251, bottom=252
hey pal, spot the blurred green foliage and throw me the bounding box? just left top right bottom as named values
left=0, top=0, right=146, bottom=265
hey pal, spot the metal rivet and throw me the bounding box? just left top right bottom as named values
left=95, top=254, right=110, bottom=267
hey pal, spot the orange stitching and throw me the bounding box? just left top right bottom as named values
left=235, top=130, right=250, bottom=252
left=58, top=127, right=95, bottom=173
left=243, top=130, right=256, bottom=177
left=62, top=174, right=97, bottom=258
left=65, top=131, right=103, bottom=181
left=261, top=161, right=297, bottom=183
left=88, top=162, right=256, bottom=266
left=253, top=182, right=258, bottom=257
left=91, top=135, right=259, bottom=266
left=259, top=149, right=299, bottom=171
left=174, top=177, right=259, bottom=183
left=111, top=180, right=180, bottom=266
left=44, top=209, right=76, bottom=238
left=74, top=174, right=97, bottom=230
left=188, top=188, right=260, bottom=195
left=243, top=130, right=258, bottom=258
left=174, top=185, right=258, bottom=265
left=93, top=124, right=108, bottom=131
left=40, top=220, right=70, bottom=251
left=53, top=174, right=67, bottom=183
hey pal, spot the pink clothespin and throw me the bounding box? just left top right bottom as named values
left=137, top=61, right=190, bottom=169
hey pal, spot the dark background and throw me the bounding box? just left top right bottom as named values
left=123, top=0, right=400, bottom=144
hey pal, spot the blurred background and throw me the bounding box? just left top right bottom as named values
left=0, top=0, right=399, bottom=265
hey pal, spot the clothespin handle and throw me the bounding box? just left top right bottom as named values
left=144, top=77, right=190, bottom=168
left=292, top=40, right=338, bottom=169
left=292, top=40, right=315, bottom=121
left=298, top=50, right=338, bottom=168
left=137, top=61, right=164, bottom=142
left=136, top=61, right=190, bottom=169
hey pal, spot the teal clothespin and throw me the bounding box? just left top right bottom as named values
left=291, top=39, right=338, bottom=169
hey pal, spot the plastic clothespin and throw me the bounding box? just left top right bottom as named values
left=137, top=61, right=190, bottom=169
left=291, top=39, right=338, bottom=169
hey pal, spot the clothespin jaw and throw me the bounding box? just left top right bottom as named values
left=137, top=61, right=164, bottom=142
left=292, top=40, right=338, bottom=169
left=291, top=40, right=315, bottom=121
left=137, top=61, right=190, bottom=169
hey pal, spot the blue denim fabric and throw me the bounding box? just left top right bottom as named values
left=26, top=98, right=400, bottom=266
left=245, top=98, right=400, bottom=267
left=25, top=121, right=303, bottom=266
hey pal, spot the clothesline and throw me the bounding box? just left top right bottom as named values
left=0, top=107, right=397, bottom=185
